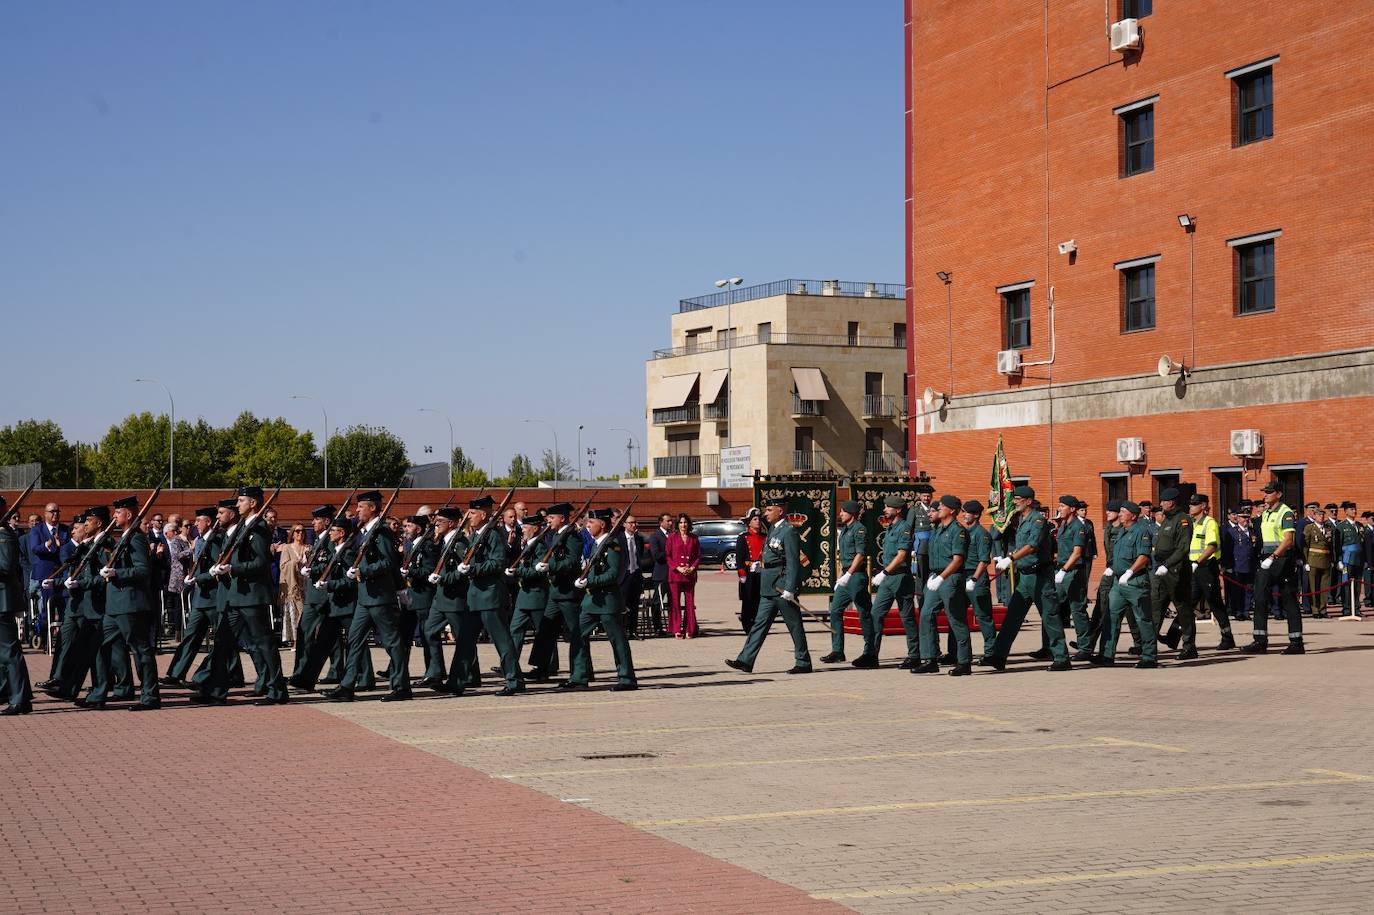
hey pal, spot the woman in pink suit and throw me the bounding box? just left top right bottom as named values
left=666, top=513, right=701, bottom=638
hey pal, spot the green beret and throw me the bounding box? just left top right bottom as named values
left=1012, top=485, right=1035, bottom=499
left=938, top=494, right=961, bottom=510
left=1120, top=500, right=1141, bottom=515
left=883, top=495, right=906, bottom=509
left=1059, top=495, right=1078, bottom=507
left=841, top=500, right=861, bottom=514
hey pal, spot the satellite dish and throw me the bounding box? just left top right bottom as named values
left=1158, top=355, right=1183, bottom=377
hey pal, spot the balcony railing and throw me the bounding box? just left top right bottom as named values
left=651, top=402, right=700, bottom=425
left=863, top=450, right=906, bottom=474
left=679, top=279, right=905, bottom=313
left=791, top=394, right=825, bottom=417
left=703, top=399, right=729, bottom=420
left=654, top=454, right=701, bottom=477
left=653, top=331, right=905, bottom=360
left=701, top=453, right=721, bottom=475
left=792, top=449, right=828, bottom=473
left=863, top=394, right=898, bottom=418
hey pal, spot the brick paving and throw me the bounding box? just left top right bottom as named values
left=7, top=575, right=1374, bottom=913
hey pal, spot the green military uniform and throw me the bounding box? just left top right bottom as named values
left=1089, top=516, right=1141, bottom=653
left=213, top=507, right=289, bottom=703
left=0, top=520, right=34, bottom=713
left=341, top=514, right=407, bottom=698
left=404, top=527, right=445, bottom=682
left=1246, top=492, right=1302, bottom=651
left=1302, top=517, right=1333, bottom=617
left=1055, top=512, right=1090, bottom=656
left=509, top=526, right=551, bottom=671
left=1151, top=496, right=1194, bottom=651
left=570, top=518, right=637, bottom=688
left=917, top=510, right=970, bottom=668
left=461, top=519, right=522, bottom=693
left=94, top=521, right=161, bottom=708
left=165, top=521, right=226, bottom=682
left=530, top=512, right=580, bottom=680
left=1103, top=514, right=1157, bottom=663
left=45, top=535, right=101, bottom=698
left=68, top=522, right=136, bottom=704
left=826, top=507, right=870, bottom=660
left=427, top=524, right=475, bottom=694
left=989, top=500, right=1068, bottom=666
left=292, top=531, right=333, bottom=680
left=1336, top=510, right=1365, bottom=615
left=964, top=518, right=998, bottom=659
left=293, top=535, right=358, bottom=691
left=733, top=508, right=812, bottom=672
left=865, top=507, right=917, bottom=665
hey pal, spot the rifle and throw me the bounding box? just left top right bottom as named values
left=419, top=486, right=488, bottom=580
left=102, top=474, right=169, bottom=569
left=304, top=487, right=359, bottom=570
left=457, top=488, right=517, bottom=567
left=346, top=483, right=405, bottom=573
left=579, top=495, right=639, bottom=579
left=214, top=482, right=285, bottom=570
left=538, top=492, right=598, bottom=565
left=507, top=516, right=551, bottom=571
left=0, top=479, right=38, bottom=529
left=401, top=491, right=457, bottom=583
left=65, top=517, right=119, bottom=584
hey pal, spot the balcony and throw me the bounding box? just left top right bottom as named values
left=792, top=449, right=828, bottom=473
left=652, top=331, right=906, bottom=360
left=703, top=399, right=729, bottom=421
left=679, top=279, right=905, bottom=313
left=863, top=450, right=906, bottom=474
left=863, top=394, right=898, bottom=419
left=654, top=455, right=701, bottom=477
left=652, top=402, right=700, bottom=425
left=700, top=453, right=721, bottom=476
left=791, top=394, right=825, bottom=417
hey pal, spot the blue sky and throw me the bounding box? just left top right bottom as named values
left=1, top=0, right=902, bottom=477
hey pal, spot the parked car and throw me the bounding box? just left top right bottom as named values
left=693, top=519, right=748, bottom=570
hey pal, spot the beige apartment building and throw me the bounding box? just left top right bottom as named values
left=644, top=279, right=910, bottom=487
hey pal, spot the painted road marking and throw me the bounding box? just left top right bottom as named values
left=631, top=768, right=1374, bottom=828
left=336, top=689, right=870, bottom=717
left=812, top=850, right=1374, bottom=899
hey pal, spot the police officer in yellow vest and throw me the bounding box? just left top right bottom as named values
left=1187, top=493, right=1234, bottom=651
left=1241, top=480, right=1304, bottom=654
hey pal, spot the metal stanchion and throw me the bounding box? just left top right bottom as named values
left=1337, top=575, right=1364, bottom=622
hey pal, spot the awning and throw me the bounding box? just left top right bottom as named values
left=701, top=368, right=729, bottom=405
left=791, top=367, right=829, bottom=401
left=654, top=372, right=699, bottom=409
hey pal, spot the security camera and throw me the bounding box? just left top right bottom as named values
left=1057, top=240, right=1077, bottom=256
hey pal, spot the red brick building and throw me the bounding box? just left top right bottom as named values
left=903, top=0, right=1374, bottom=512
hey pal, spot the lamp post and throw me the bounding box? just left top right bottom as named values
left=418, top=408, right=455, bottom=487
left=133, top=378, right=174, bottom=488
left=523, top=419, right=559, bottom=483
left=714, top=277, right=743, bottom=448
left=577, top=424, right=584, bottom=482
left=290, top=393, right=328, bottom=487
left=609, top=427, right=639, bottom=476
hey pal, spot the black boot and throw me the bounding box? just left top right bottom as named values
left=819, top=652, right=846, bottom=664
left=911, top=660, right=939, bottom=674
left=1240, top=638, right=1268, bottom=654
left=1281, top=639, right=1305, bottom=655
left=948, top=663, right=972, bottom=677
left=1215, top=633, right=1236, bottom=651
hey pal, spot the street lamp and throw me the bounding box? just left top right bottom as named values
left=714, top=277, right=743, bottom=448
left=418, top=408, right=455, bottom=487
left=523, top=418, right=559, bottom=483
left=290, top=394, right=329, bottom=487
left=577, top=424, right=584, bottom=482
left=610, top=427, right=640, bottom=476
left=133, top=378, right=174, bottom=488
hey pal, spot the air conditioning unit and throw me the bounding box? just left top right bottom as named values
left=1230, top=429, right=1264, bottom=457
left=1110, top=18, right=1141, bottom=52
left=1116, top=437, right=1145, bottom=464
left=996, top=349, right=1023, bottom=375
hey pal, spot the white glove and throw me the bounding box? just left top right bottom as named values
left=1054, top=570, right=1066, bottom=584
left=750, top=561, right=761, bottom=573
left=926, top=574, right=944, bottom=591
left=1302, top=562, right=1309, bottom=571
left=211, top=563, right=229, bottom=576
left=836, top=572, right=851, bottom=589
left=457, top=562, right=471, bottom=575
left=315, top=579, right=328, bottom=590
left=535, top=562, right=549, bottom=573
left=503, top=567, right=515, bottom=578
left=1102, top=567, right=1114, bottom=578
left=64, top=577, right=79, bottom=590
left=557, top=524, right=570, bottom=534
left=99, top=566, right=116, bottom=580
left=1337, top=561, right=1345, bottom=572
left=1154, top=565, right=1168, bottom=577
left=995, top=556, right=1012, bottom=571
left=1192, top=562, right=1199, bottom=572
left=1261, top=557, right=1274, bottom=570
left=399, top=565, right=410, bottom=576
left=574, top=577, right=588, bottom=589
left=41, top=578, right=54, bottom=589
left=183, top=575, right=194, bottom=586
left=965, top=578, right=975, bottom=593
left=1119, top=569, right=1134, bottom=585
left=427, top=573, right=441, bottom=585
left=345, top=567, right=359, bottom=580
left=871, top=571, right=887, bottom=587
left=300, top=566, right=312, bottom=578
left=780, top=590, right=795, bottom=602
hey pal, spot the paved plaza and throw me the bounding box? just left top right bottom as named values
left=5, top=575, right=1374, bottom=913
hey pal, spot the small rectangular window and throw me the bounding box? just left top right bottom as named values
left=1235, top=239, right=1275, bottom=314
left=893, top=322, right=907, bottom=347
left=756, top=321, right=772, bottom=343
left=847, top=321, right=860, bottom=345
left=1235, top=68, right=1273, bottom=146
left=1121, top=263, right=1156, bottom=332
left=1121, top=105, right=1154, bottom=177
left=1121, top=0, right=1151, bottom=18
left=1002, top=288, right=1031, bottom=350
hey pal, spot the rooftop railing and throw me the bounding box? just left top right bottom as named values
left=653, top=331, right=904, bottom=360
left=679, top=279, right=905, bottom=313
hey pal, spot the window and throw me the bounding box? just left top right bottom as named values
left=864, top=372, right=883, bottom=398
left=1121, top=262, right=1156, bottom=332
left=893, top=322, right=907, bottom=348
left=1213, top=470, right=1242, bottom=516
left=1103, top=475, right=1128, bottom=511
left=665, top=431, right=699, bottom=457
left=1121, top=105, right=1154, bottom=176
left=1270, top=466, right=1304, bottom=513
left=1235, top=238, right=1276, bottom=315
left=715, top=327, right=736, bottom=349
left=684, top=327, right=710, bottom=353
left=865, top=428, right=884, bottom=453
left=1121, top=0, right=1151, bottom=17
left=1152, top=472, right=1179, bottom=502
left=756, top=321, right=772, bottom=343
left=847, top=321, right=860, bottom=345
left=1002, top=287, right=1031, bottom=349
left=1235, top=67, right=1273, bottom=145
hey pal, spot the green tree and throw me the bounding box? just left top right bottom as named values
left=0, top=419, right=76, bottom=487
left=172, top=418, right=230, bottom=488
left=87, top=412, right=170, bottom=488
left=226, top=417, right=319, bottom=487
left=450, top=445, right=489, bottom=487
left=625, top=465, right=648, bottom=479
left=326, top=424, right=409, bottom=487
left=536, top=449, right=575, bottom=481
left=497, top=453, right=537, bottom=487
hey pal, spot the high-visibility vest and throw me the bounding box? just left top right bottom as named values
left=1259, top=503, right=1294, bottom=552
left=1189, top=515, right=1220, bottom=562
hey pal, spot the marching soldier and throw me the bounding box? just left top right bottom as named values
left=1095, top=500, right=1159, bottom=667
left=985, top=485, right=1070, bottom=672
left=425, top=506, right=477, bottom=695
left=160, top=506, right=224, bottom=687
left=291, top=517, right=359, bottom=693
left=394, top=514, right=434, bottom=688
left=1188, top=493, right=1235, bottom=649
left=529, top=503, right=578, bottom=682
left=959, top=500, right=998, bottom=661
left=1241, top=481, right=1303, bottom=654
left=403, top=512, right=446, bottom=689
left=212, top=486, right=289, bottom=705
left=330, top=490, right=407, bottom=702
left=726, top=497, right=812, bottom=675
left=854, top=496, right=917, bottom=669
left=821, top=500, right=868, bottom=664
left=1151, top=488, right=1194, bottom=656
left=915, top=494, right=970, bottom=675
left=566, top=508, right=637, bottom=690
left=454, top=495, right=522, bottom=696
left=291, top=505, right=337, bottom=681
left=98, top=494, right=161, bottom=710
left=1051, top=495, right=1091, bottom=663
left=508, top=515, right=550, bottom=674
left=0, top=494, right=34, bottom=715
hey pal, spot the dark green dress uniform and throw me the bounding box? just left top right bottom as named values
left=1152, top=504, right=1194, bottom=650
left=98, top=526, right=161, bottom=708
left=918, top=516, right=970, bottom=667
left=866, top=515, right=917, bottom=664
left=1089, top=519, right=1141, bottom=653
left=530, top=522, right=581, bottom=680
left=1104, top=518, right=1156, bottom=662
left=344, top=518, right=408, bottom=698
left=1055, top=515, right=1091, bottom=653
left=827, top=516, right=870, bottom=659
left=964, top=520, right=997, bottom=659
left=1336, top=513, right=1365, bottom=614
left=462, top=523, right=522, bottom=692
left=733, top=516, right=811, bottom=672
left=510, top=533, right=551, bottom=668
left=404, top=530, right=445, bottom=682
left=908, top=500, right=933, bottom=581
left=989, top=508, right=1067, bottom=665
left=1246, top=497, right=1302, bottom=650
left=429, top=528, right=478, bottom=694
left=571, top=527, right=637, bottom=688
left=292, top=518, right=336, bottom=681
left=46, top=538, right=101, bottom=698
left=0, top=522, right=34, bottom=712
left=293, top=539, right=358, bottom=691
left=166, top=525, right=225, bottom=682
left=217, top=518, right=289, bottom=702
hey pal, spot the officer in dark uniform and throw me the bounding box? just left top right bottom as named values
left=915, top=494, right=971, bottom=675
left=402, top=512, right=445, bottom=688
left=291, top=505, right=337, bottom=681
left=821, top=500, right=868, bottom=664
left=858, top=496, right=916, bottom=668
left=97, top=494, right=160, bottom=710
left=1151, top=488, right=1194, bottom=655
left=212, top=486, right=289, bottom=705
left=1052, top=495, right=1091, bottom=662
left=566, top=508, right=637, bottom=691
left=726, top=497, right=812, bottom=675
left=1336, top=501, right=1365, bottom=617
left=161, top=506, right=223, bottom=687
left=1095, top=500, right=1158, bottom=667
left=290, top=517, right=358, bottom=693
left=456, top=495, right=522, bottom=696
left=329, top=489, right=406, bottom=701
left=986, top=485, right=1070, bottom=671
left=530, top=503, right=579, bottom=682
left=0, top=494, right=34, bottom=715
left=908, top=484, right=934, bottom=583
left=423, top=507, right=476, bottom=694
left=960, top=500, right=998, bottom=662
left=508, top=515, right=550, bottom=673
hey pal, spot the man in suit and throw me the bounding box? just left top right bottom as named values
left=647, top=512, right=673, bottom=636
left=1223, top=505, right=1255, bottom=621
left=618, top=514, right=650, bottom=637
left=0, top=495, right=34, bottom=715
left=27, top=503, right=70, bottom=654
